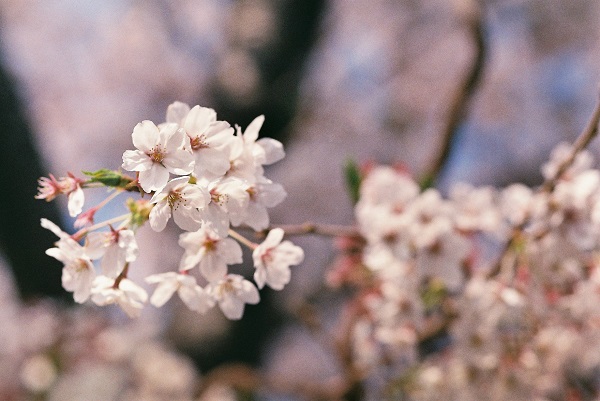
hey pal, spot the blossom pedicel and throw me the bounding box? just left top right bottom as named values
left=38, top=102, right=302, bottom=320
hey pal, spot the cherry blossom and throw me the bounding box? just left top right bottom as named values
left=178, top=225, right=243, bottom=282
left=252, top=228, right=304, bottom=290
left=41, top=218, right=95, bottom=303
left=90, top=276, right=148, bottom=318
left=206, top=274, right=260, bottom=320
left=122, top=120, right=194, bottom=193
left=166, top=102, right=234, bottom=178
left=149, top=176, right=209, bottom=232
left=145, top=272, right=214, bottom=313
left=85, top=228, right=139, bottom=278
left=229, top=176, right=287, bottom=231
left=36, top=173, right=84, bottom=217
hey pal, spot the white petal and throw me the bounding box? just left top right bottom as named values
left=149, top=202, right=172, bottom=232
left=219, top=295, right=245, bottom=320
left=184, top=105, right=216, bottom=135
left=132, top=120, right=160, bottom=152
left=256, top=138, right=285, bottom=165
left=179, top=285, right=214, bottom=313
left=166, top=101, right=190, bottom=124
left=149, top=280, right=179, bottom=307
left=199, top=253, right=227, bottom=282
left=139, top=165, right=170, bottom=193
left=67, top=186, right=85, bottom=217
left=243, top=115, right=264, bottom=143
left=122, top=150, right=152, bottom=171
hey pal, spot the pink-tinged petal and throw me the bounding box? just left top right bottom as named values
left=122, top=150, right=152, bottom=171
left=219, top=295, right=245, bottom=320
left=238, top=203, right=269, bottom=231
left=254, top=268, right=267, bottom=289
left=180, top=183, right=209, bottom=209
left=45, top=248, right=68, bottom=264
left=166, top=101, right=191, bottom=124
left=149, top=202, right=171, bottom=232
left=132, top=120, right=160, bottom=152
left=67, top=186, right=85, bottom=217
left=85, top=232, right=108, bottom=260
left=139, top=165, right=170, bottom=193
left=239, top=280, right=260, bottom=304
left=173, top=207, right=203, bottom=232
left=164, top=124, right=187, bottom=151
left=220, top=238, right=243, bottom=265
left=149, top=279, right=179, bottom=307
left=195, top=148, right=231, bottom=176
left=118, top=230, right=139, bottom=262
left=41, top=218, right=70, bottom=239
left=199, top=253, right=227, bottom=282
left=163, top=149, right=195, bottom=175
left=179, top=251, right=201, bottom=271
left=184, top=105, right=216, bottom=136
left=258, top=180, right=287, bottom=207
left=262, top=228, right=284, bottom=249
left=100, top=245, right=122, bottom=278
left=266, top=265, right=291, bottom=291
left=158, top=122, right=179, bottom=148
left=256, top=138, right=285, bottom=165
left=179, top=285, right=214, bottom=313
left=243, top=115, right=264, bottom=143
left=277, top=241, right=305, bottom=265
left=206, top=126, right=235, bottom=149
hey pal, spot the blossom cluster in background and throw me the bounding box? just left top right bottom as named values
left=328, top=141, right=600, bottom=399
left=37, top=102, right=304, bottom=320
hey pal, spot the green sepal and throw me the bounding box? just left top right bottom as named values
left=344, top=158, right=362, bottom=205
left=82, top=169, right=132, bottom=188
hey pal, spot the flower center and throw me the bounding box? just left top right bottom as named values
left=148, top=145, right=166, bottom=163
left=190, top=134, right=209, bottom=151
left=210, top=189, right=229, bottom=206
left=246, top=187, right=257, bottom=201
left=167, top=190, right=185, bottom=210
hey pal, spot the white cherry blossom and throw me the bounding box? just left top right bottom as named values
left=207, top=274, right=260, bottom=320
left=252, top=228, right=304, bottom=290
left=178, top=225, right=243, bottom=282
left=41, top=218, right=95, bottom=303
left=166, top=102, right=234, bottom=178
left=122, top=120, right=194, bottom=193
left=230, top=176, right=287, bottom=231
left=200, top=177, right=249, bottom=236
left=91, top=276, right=148, bottom=318
left=145, top=272, right=214, bottom=313
left=149, top=176, right=209, bottom=232
left=86, top=229, right=139, bottom=278
left=227, top=115, right=285, bottom=182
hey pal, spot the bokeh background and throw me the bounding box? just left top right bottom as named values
left=1, top=0, right=600, bottom=399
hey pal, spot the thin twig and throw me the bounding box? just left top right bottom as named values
left=420, top=0, right=486, bottom=188
left=542, top=93, right=600, bottom=192
left=488, top=91, right=600, bottom=279
left=268, top=222, right=360, bottom=238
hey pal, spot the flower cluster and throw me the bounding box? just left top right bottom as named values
left=329, top=142, right=600, bottom=399
left=37, top=102, right=303, bottom=319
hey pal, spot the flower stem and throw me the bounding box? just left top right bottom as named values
left=73, top=213, right=130, bottom=240
left=228, top=229, right=257, bottom=250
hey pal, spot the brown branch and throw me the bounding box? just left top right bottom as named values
left=541, top=92, right=600, bottom=192
left=420, top=0, right=486, bottom=188
left=265, top=222, right=360, bottom=238
left=488, top=91, right=600, bottom=279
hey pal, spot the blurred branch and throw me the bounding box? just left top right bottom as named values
left=541, top=92, right=600, bottom=192
left=268, top=222, right=360, bottom=237
left=420, top=0, right=487, bottom=188
left=488, top=90, right=600, bottom=279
